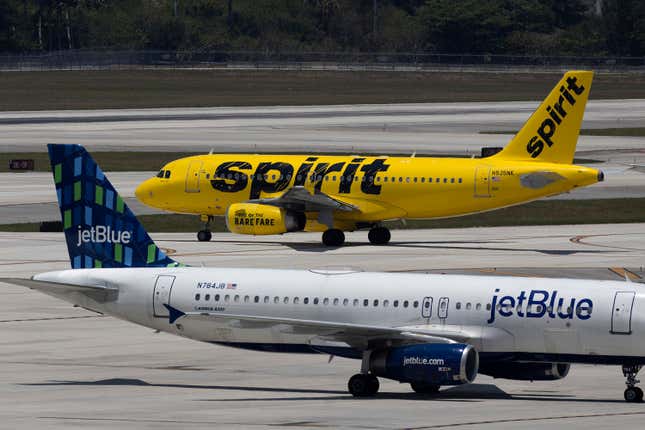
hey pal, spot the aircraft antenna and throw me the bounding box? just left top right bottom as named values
left=208, top=148, right=214, bottom=155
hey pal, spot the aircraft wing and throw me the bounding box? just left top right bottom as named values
left=0, top=277, right=118, bottom=303
left=164, top=304, right=472, bottom=349
left=248, top=186, right=359, bottom=213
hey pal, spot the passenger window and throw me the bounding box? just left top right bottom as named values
left=353, top=299, right=359, bottom=306
left=324, top=176, right=329, bottom=181
left=486, top=303, right=491, bottom=311
left=205, top=294, right=210, bottom=301
left=264, top=296, right=269, bottom=303
left=376, top=177, right=380, bottom=182
left=393, top=300, right=399, bottom=307
left=459, top=178, right=463, bottom=183
left=391, top=177, right=395, bottom=182
left=343, top=298, right=349, bottom=306
left=398, top=177, right=403, bottom=182
left=304, top=297, right=309, bottom=304
left=215, top=294, right=220, bottom=301
left=323, top=298, right=329, bottom=305
left=225, top=295, right=230, bottom=302
left=421, top=177, right=425, bottom=183
left=436, top=178, right=440, bottom=182
left=413, top=300, right=419, bottom=308
left=206, top=174, right=210, bottom=179
left=443, top=178, right=447, bottom=183
left=383, top=300, right=389, bottom=307
left=234, top=295, right=240, bottom=303
left=244, top=295, right=249, bottom=303
left=283, top=297, right=289, bottom=304
left=403, top=300, right=409, bottom=308
left=254, top=296, right=259, bottom=303
left=363, top=299, right=369, bottom=307
left=195, top=293, right=200, bottom=300
left=373, top=299, right=379, bottom=307
left=428, top=177, right=432, bottom=183
left=413, top=177, right=417, bottom=183
left=466, top=302, right=472, bottom=310
left=456, top=302, right=461, bottom=310
left=333, top=298, right=339, bottom=306
left=314, top=298, right=319, bottom=305
left=406, top=177, right=410, bottom=183
left=476, top=303, right=481, bottom=311
left=164, top=170, right=171, bottom=178
left=384, top=177, right=388, bottom=182
left=451, top=178, right=455, bottom=183
left=294, top=297, right=300, bottom=304
left=274, top=296, right=280, bottom=304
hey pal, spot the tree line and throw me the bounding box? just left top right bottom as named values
left=1, top=0, right=643, bottom=56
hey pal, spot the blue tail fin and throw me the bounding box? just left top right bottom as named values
left=48, top=144, right=179, bottom=269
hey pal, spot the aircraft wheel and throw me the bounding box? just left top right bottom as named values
left=368, top=227, right=391, bottom=245
left=348, top=374, right=379, bottom=397
left=197, top=230, right=212, bottom=242
left=625, top=386, right=644, bottom=403
left=410, top=381, right=440, bottom=394
left=322, top=229, right=345, bottom=247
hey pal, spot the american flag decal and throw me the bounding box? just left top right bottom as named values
left=226, top=283, right=237, bottom=290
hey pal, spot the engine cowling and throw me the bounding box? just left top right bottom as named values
left=369, top=344, right=478, bottom=385
left=479, top=362, right=570, bottom=381
left=226, top=203, right=306, bottom=235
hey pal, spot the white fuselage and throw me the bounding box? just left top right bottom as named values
left=34, top=267, right=645, bottom=362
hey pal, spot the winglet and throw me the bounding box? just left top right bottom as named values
left=163, top=303, right=186, bottom=324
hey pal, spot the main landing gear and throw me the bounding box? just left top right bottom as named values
left=321, top=226, right=391, bottom=247
left=623, top=365, right=644, bottom=403
left=348, top=373, right=379, bottom=397
left=197, top=215, right=213, bottom=242
left=368, top=226, right=391, bottom=245
left=322, top=229, right=345, bottom=247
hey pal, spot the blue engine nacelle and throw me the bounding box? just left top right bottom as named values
left=369, top=343, right=478, bottom=385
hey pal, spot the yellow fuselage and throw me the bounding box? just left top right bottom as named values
left=136, top=154, right=600, bottom=231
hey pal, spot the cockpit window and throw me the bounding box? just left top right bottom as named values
left=164, top=170, right=171, bottom=179
left=156, top=170, right=164, bottom=178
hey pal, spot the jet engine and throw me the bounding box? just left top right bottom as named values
left=226, top=203, right=306, bottom=235
left=479, top=362, right=570, bottom=381
left=369, top=343, right=478, bottom=385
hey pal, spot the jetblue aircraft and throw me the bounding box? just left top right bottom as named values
left=2, top=144, right=645, bottom=402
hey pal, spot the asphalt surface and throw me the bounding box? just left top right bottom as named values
left=2, top=102, right=645, bottom=428
left=2, top=225, right=645, bottom=429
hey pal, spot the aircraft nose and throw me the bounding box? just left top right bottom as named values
left=135, top=179, right=154, bottom=204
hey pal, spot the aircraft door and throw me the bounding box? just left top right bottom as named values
left=611, top=291, right=635, bottom=334
left=153, top=275, right=176, bottom=317
left=474, top=166, right=491, bottom=197
left=438, top=297, right=449, bottom=320
left=421, top=296, right=433, bottom=321
left=185, top=161, right=203, bottom=193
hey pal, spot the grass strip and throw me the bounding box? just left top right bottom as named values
left=2, top=198, right=644, bottom=233
left=2, top=70, right=645, bottom=111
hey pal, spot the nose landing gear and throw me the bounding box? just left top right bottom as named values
left=623, top=364, right=643, bottom=403
left=197, top=215, right=213, bottom=242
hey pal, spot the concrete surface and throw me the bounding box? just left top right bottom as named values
left=2, top=225, right=645, bottom=429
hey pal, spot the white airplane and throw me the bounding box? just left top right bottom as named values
left=2, top=144, right=645, bottom=402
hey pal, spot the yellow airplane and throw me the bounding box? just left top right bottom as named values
left=136, top=71, right=603, bottom=246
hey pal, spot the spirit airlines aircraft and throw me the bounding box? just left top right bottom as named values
left=136, top=71, right=603, bottom=246
left=2, top=144, right=644, bottom=402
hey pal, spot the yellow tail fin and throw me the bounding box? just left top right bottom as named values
left=493, top=70, right=593, bottom=164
